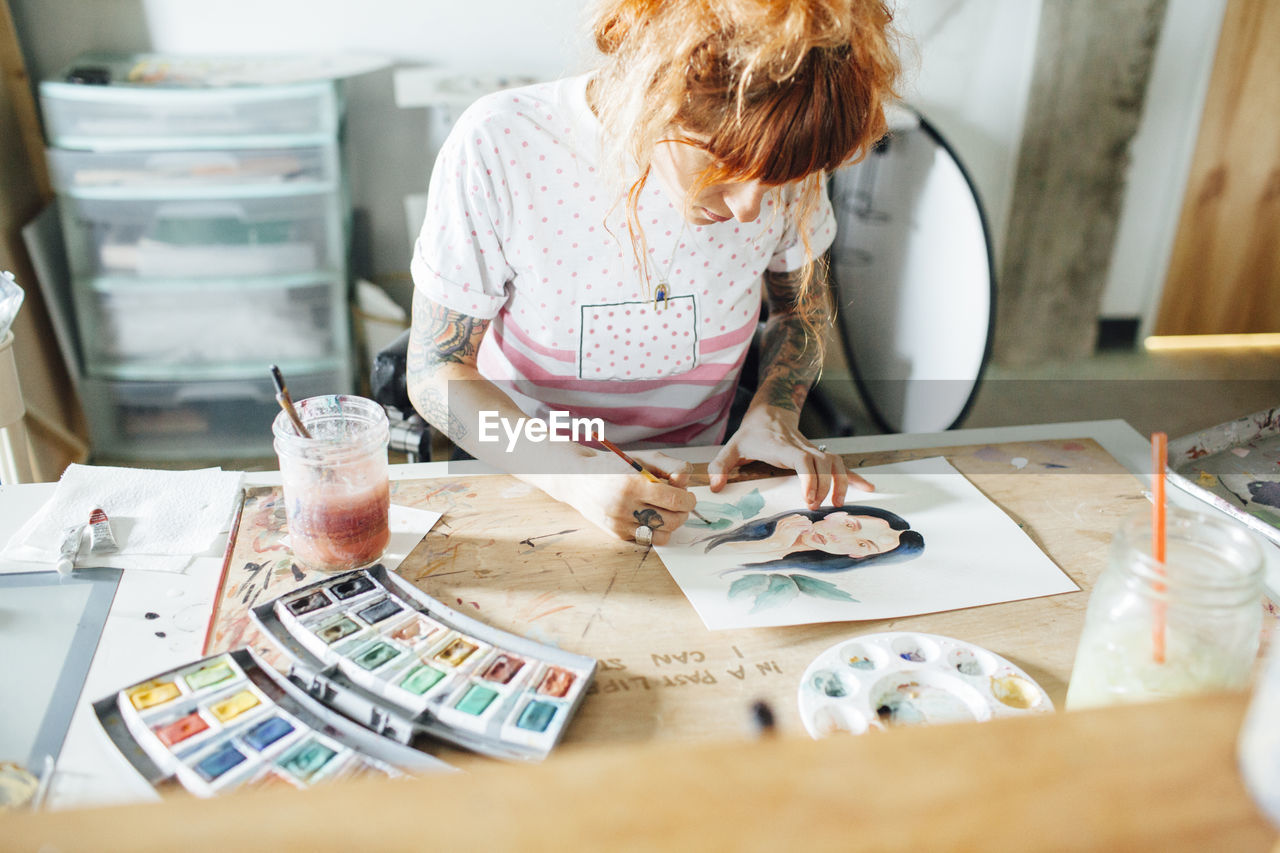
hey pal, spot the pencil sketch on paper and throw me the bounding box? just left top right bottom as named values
left=654, top=456, right=1078, bottom=630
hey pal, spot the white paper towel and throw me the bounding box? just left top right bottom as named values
left=3, top=464, right=243, bottom=572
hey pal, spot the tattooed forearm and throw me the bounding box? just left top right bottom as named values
left=410, top=382, right=469, bottom=441
left=406, top=293, right=489, bottom=440
left=409, top=295, right=488, bottom=373
left=755, top=264, right=830, bottom=413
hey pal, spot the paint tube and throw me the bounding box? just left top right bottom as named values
left=55, top=524, right=85, bottom=576
left=88, top=507, right=119, bottom=554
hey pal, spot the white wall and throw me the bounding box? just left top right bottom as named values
left=896, top=0, right=1042, bottom=271
left=10, top=0, right=1222, bottom=328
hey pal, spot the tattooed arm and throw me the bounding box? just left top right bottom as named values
left=707, top=259, right=872, bottom=506
left=754, top=263, right=831, bottom=415
left=405, top=288, right=697, bottom=542
left=405, top=290, right=490, bottom=444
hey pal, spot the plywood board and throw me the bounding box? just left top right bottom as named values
left=1157, top=0, right=1280, bottom=334
left=206, top=438, right=1150, bottom=747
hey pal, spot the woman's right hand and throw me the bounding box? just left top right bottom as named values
left=535, top=450, right=698, bottom=545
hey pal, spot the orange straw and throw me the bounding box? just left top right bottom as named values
left=1151, top=432, right=1168, bottom=664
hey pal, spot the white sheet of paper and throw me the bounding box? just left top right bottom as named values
left=654, top=456, right=1079, bottom=630
left=382, top=504, right=444, bottom=571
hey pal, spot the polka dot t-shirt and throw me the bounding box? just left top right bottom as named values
left=410, top=75, right=837, bottom=446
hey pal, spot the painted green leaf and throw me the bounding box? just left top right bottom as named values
left=749, top=574, right=799, bottom=614
left=692, top=488, right=764, bottom=525
left=734, top=488, right=765, bottom=521
left=727, top=573, right=771, bottom=601
left=792, top=574, right=858, bottom=603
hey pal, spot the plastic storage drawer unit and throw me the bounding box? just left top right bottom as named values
left=47, top=145, right=341, bottom=193
left=78, top=370, right=343, bottom=460
left=58, top=191, right=345, bottom=281
left=40, top=55, right=341, bottom=150
left=75, top=274, right=346, bottom=380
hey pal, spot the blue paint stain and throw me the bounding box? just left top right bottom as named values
left=1249, top=480, right=1280, bottom=509
left=1043, top=463, right=1068, bottom=469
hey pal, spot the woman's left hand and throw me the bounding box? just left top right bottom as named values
left=708, top=404, right=873, bottom=509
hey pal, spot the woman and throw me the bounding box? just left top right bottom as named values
left=407, top=0, right=901, bottom=544
left=701, top=505, right=925, bottom=572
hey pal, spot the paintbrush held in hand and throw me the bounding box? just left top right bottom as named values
left=270, top=364, right=311, bottom=438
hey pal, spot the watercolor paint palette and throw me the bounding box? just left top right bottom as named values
left=1168, top=406, right=1280, bottom=548
left=797, top=632, right=1053, bottom=737
left=252, top=564, right=596, bottom=761
left=93, top=648, right=449, bottom=797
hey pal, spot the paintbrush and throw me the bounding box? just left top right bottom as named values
left=269, top=364, right=311, bottom=438
left=598, top=437, right=711, bottom=524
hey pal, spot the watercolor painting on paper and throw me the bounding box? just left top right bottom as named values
left=654, top=456, right=1078, bottom=630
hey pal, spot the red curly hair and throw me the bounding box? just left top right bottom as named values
left=588, top=0, right=901, bottom=355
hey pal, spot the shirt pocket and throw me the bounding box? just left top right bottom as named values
left=578, top=296, right=699, bottom=380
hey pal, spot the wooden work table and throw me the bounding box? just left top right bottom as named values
left=3, top=690, right=1276, bottom=851
left=2, top=420, right=1278, bottom=846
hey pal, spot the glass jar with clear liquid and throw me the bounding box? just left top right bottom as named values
left=1065, top=506, right=1264, bottom=710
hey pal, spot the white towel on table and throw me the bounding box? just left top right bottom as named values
left=3, top=464, right=243, bottom=572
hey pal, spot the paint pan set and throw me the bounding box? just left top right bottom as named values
left=92, top=648, right=445, bottom=797
left=251, top=564, right=596, bottom=760
left=797, top=632, right=1053, bottom=736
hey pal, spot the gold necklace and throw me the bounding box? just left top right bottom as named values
left=651, top=223, right=685, bottom=311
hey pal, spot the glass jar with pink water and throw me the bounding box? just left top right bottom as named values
left=272, top=395, right=390, bottom=572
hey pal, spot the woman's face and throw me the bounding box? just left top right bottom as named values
left=797, top=512, right=904, bottom=557
left=651, top=137, right=770, bottom=226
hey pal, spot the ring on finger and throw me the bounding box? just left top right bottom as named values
left=634, top=525, right=654, bottom=546
left=816, top=444, right=828, bottom=453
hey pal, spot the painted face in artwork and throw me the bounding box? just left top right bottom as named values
left=794, top=512, right=904, bottom=558
left=650, top=136, right=770, bottom=226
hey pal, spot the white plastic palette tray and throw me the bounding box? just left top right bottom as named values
left=797, top=632, right=1053, bottom=737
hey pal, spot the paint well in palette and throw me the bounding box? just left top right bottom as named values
left=357, top=597, right=402, bottom=624
left=317, top=616, right=361, bottom=644
left=482, top=654, right=525, bottom=684
left=353, top=641, right=401, bottom=671
left=990, top=675, right=1042, bottom=709
left=243, top=716, right=296, bottom=751
left=389, top=617, right=439, bottom=644
left=286, top=590, right=331, bottom=616
left=811, top=671, right=847, bottom=698
left=209, top=690, right=260, bottom=723
left=436, top=637, right=478, bottom=667
left=400, top=664, right=446, bottom=695
left=456, top=684, right=499, bottom=716
left=128, top=681, right=180, bottom=710
left=872, top=679, right=978, bottom=726
left=516, top=700, right=557, bottom=733
left=330, top=576, right=375, bottom=600
left=196, top=743, right=247, bottom=781
left=185, top=661, right=235, bottom=691
left=154, top=712, right=209, bottom=747
left=538, top=667, right=575, bottom=698
left=278, top=740, right=337, bottom=783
